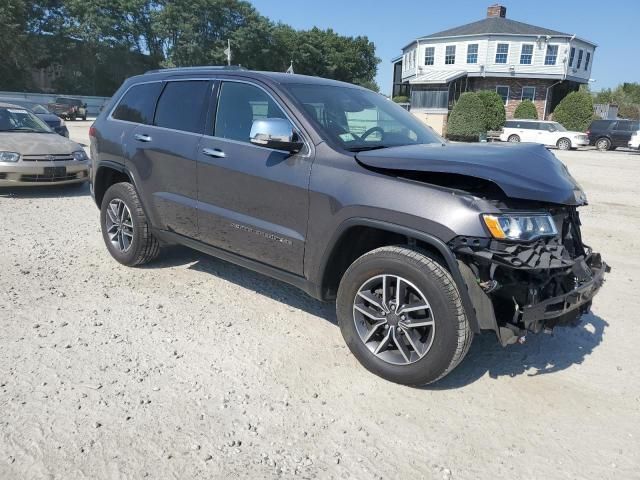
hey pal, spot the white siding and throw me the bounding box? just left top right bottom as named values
left=400, top=34, right=595, bottom=82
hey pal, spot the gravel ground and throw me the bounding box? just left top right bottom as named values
left=1, top=124, right=639, bottom=479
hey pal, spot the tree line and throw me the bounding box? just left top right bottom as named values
left=593, top=83, right=640, bottom=120
left=0, top=0, right=380, bottom=96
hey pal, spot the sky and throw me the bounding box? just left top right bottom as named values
left=250, top=0, right=639, bottom=95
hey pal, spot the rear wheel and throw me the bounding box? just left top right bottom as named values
left=557, top=137, right=572, bottom=150
left=100, top=182, right=160, bottom=266
left=596, top=137, right=611, bottom=151
left=336, top=246, right=472, bottom=386
left=508, top=134, right=520, bottom=143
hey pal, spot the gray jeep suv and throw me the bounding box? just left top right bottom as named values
left=89, top=67, right=608, bottom=385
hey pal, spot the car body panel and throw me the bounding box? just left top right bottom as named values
left=355, top=142, right=586, bottom=206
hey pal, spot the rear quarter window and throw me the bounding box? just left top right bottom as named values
left=112, top=82, right=163, bottom=124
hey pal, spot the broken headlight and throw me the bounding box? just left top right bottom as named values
left=482, top=213, right=557, bottom=241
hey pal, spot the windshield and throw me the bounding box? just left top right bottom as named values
left=0, top=107, right=53, bottom=133
left=30, top=103, right=51, bottom=114
left=284, top=84, right=443, bottom=151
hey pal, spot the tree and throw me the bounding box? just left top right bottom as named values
left=0, top=0, right=33, bottom=90
left=0, top=0, right=381, bottom=95
left=476, top=90, right=506, bottom=131
left=553, top=91, right=594, bottom=132
left=447, top=92, right=486, bottom=141
left=514, top=100, right=538, bottom=119
left=392, top=96, right=409, bottom=103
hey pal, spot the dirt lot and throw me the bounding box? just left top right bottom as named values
left=1, top=123, right=639, bottom=479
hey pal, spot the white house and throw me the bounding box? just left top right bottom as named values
left=391, top=4, right=597, bottom=134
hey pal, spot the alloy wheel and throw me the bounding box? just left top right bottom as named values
left=353, top=274, right=435, bottom=365
left=105, top=199, right=134, bottom=252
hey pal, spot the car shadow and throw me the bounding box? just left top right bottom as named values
left=141, top=246, right=608, bottom=387
left=142, top=245, right=337, bottom=323
left=430, top=312, right=608, bottom=390
left=0, top=182, right=90, bottom=198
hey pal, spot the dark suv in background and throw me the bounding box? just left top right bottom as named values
left=587, top=119, right=640, bottom=151
left=89, top=67, right=608, bottom=385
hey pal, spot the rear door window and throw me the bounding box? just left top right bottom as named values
left=112, top=82, right=163, bottom=124
left=154, top=80, right=211, bottom=134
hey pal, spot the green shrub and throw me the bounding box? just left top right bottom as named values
left=447, top=92, right=486, bottom=141
left=392, top=95, right=409, bottom=103
left=553, top=91, right=594, bottom=131
left=476, top=90, right=506, bottom=131
left=514, top=100, right=538, bottom=119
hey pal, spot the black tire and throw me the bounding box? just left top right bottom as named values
left=336, top=246, right=472, bottom=386
left=596, top=137, right=611, bottom=151
left=100, top=182, right=160, bottom=266
left=557, top=137, right=572, bottom=150
left=508, top=134, right=520, bottom=143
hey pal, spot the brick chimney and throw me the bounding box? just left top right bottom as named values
left=487, top=4, right=507, bottom=18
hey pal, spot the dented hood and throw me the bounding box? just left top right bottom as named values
left=355, top=142, right=586, bottom=205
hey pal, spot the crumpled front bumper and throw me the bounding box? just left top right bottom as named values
left=517, top=253, right=608, bottom=331
left=453, top=236, right=609, bottom=346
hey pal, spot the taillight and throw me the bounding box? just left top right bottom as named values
left=89, top=125, right=97, bottom=138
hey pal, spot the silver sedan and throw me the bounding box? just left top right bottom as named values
left=0, top=103, right=89, bottom=186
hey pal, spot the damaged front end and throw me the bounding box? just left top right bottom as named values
left=451, top=206, right=609, bottom=345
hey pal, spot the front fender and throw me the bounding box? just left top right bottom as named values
left=313, top=217, right=482, bottom=334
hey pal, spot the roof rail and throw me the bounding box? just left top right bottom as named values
left=144, top=65, right=248, bottom=74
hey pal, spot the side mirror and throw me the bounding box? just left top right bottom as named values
left=250, top=118, right=303, bottom=153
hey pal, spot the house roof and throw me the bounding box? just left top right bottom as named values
left=409, top=70, right=467, bottom=84
left=422, top=16, right=572, bottom=39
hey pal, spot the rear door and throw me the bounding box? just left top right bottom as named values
left=129, top=79, right=212, bottom=237
left=519, top=122, right=538, bottom=142
left=196, top=79, right=313, bottom=275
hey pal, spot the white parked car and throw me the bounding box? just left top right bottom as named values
left=628, top=130, right=640, bottom=150
left=499, top=119, right=589, bottom=150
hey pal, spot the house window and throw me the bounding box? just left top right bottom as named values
left=467, top=44, right=478, bottom=64
left=521, top=86, right=536, bottom=101
left=520, top=44, right=533, bottom=65
left=495, top=43, right=509, bottom=64
left=424, top=47, right=435, bottom=65
left=568, top=47, right=575, bottom=67
left=576, top=49, right=583, bottom=69
left=585, top=51, right=591, bottom=70
left=496, top=86, right=510, bottom=105
left=445, top=45, right=456, bottom=64
left=544, top=45, right=558, bottom=65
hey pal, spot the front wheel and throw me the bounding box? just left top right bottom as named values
left=508, top=134, right=520, bottom=143
left=100, top=182, right=160, bottom=266
left=557, top=137, right=572, bottom=150
left=336, top=246, right=472, bottom=386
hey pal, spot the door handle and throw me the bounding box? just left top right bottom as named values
left=202, top=148, right=226, bottom=158
left=134, top=133, right=152, bottom=142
